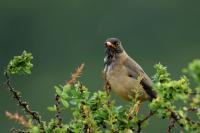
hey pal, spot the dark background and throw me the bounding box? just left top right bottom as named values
left=1, top=0, right=200, bottom=132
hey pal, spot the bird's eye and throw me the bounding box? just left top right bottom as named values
left=114, top=41, right=118, bottom=45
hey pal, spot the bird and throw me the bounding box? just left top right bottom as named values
left=103, top=38, right=156, bottom=113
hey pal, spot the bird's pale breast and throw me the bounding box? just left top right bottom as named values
left=105, top=63, right=149, bottom=101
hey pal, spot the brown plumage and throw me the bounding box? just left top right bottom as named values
left=103, top=38, right=156, bottom=102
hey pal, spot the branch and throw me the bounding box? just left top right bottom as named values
left=79, top=84, right=92, bottom=133
left=166, top=117, right=176, bottom=133
left=11, top=128, right=30, bottom=133
left=55, top=94, right=62, bottom=128
left=186, top=107, right=198, bottom=112
left=169, top=109, right=200, bottom=130
left=5, top=72, right=44, bottom=131
left=137, top=110, right=156, bottom=133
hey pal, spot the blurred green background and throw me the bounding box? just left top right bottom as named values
left=0, top=0, right=200, bottom=132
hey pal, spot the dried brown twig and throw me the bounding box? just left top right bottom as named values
left=5, top=111, right=31, bottom=128
left=66, top=63, right=85, bottom=84
left=53, top=63, right=85, bottom=128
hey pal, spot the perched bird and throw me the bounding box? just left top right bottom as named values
left=103, top=38, right=156, bottom=105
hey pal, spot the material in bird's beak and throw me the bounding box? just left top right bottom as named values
left=106, top=42, right=115, bottom=48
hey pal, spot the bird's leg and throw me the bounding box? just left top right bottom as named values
left=102, top=71, right=111, bottom=95
left=105, top=81, right=111, bottom=95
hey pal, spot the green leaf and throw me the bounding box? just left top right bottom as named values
left=63, top=84, right=71, bottom=93
left=61, top=99, right=69, bottom=108
left=30, top=126, right=40, bottom=133
left=184, top=59, right=200, bottom=85
left=53, top=128, right=63, bottom=133
left=47, top=105, right=57, bottom=112
left=61, top=92, right=68, bottom=99
left=55, top=86, right=62, bottom=96
left=6, top=50, right=33, bottom=75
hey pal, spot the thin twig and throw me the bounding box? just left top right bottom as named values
left=137, top=110, right=156, bottom=133
left=78, top=83, right=94, bottom=133
left=66, top=63, right=85, bottom=84
left=11, top=128, right=30, bottom=133
left=170, top=109, right=200, bottom=127
left=166, top=109, right=200, bottom=133
left=5, top=72, right=44, bottom=131
left=79, top=84, right=91, bottom=133
left=55, top=94, right=62, bottom=128
left=189, top=92, right=200, bottom=95
left=5, top=111, right=31, bottom=128
left=186, top=107, right=198, bottom=112
left=185, top=115, right=200, bottom=126
left=166, top=117, right=176, bottom=133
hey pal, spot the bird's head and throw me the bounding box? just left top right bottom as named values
left=104, top=38, right=125, bottom=65
left=105, top=38, right=124, bottom=54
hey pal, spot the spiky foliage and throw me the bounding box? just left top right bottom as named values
left=4, top=51, right=200, bottom=133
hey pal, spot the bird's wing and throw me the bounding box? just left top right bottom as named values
left=124, top=57, right=156, bottom=99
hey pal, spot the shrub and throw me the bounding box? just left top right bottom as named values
left=4, top=51, right=200, bottom=133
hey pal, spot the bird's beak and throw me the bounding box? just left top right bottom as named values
left=105, top=42, right=115, bottom=48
